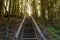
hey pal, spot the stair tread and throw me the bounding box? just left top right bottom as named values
left=23, top=38, right=37, bottom=39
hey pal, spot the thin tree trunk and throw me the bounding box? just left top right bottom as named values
left=40, top=0, right=46, bottom=37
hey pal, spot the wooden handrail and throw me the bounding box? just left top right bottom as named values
left=13, top=16, right=25, bottom=40
left=31, top=16, right=46, bottom=40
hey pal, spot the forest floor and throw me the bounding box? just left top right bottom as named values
left=0, top=17, right=60, bottom=40
left=0, top=17, right=22, bottom=30
left=0, top=17, right=22, bottom=40
left=36, top=18, right=60, bottom=40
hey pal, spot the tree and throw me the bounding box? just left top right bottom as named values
left=0, top=0, right=4, bottom=17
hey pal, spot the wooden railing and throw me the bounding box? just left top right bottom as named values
left=13, top=16, right=25, bottom=40
left=31, top=16, right=46, bottom=40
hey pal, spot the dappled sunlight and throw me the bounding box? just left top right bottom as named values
left=0, top=0, right=60, bottom=40
left=27, top=4, right=32, bottom=16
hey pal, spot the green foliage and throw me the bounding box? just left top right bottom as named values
left=47, top=26, right=60, bottom=40
left=36, top=19, right=43, bottom=30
